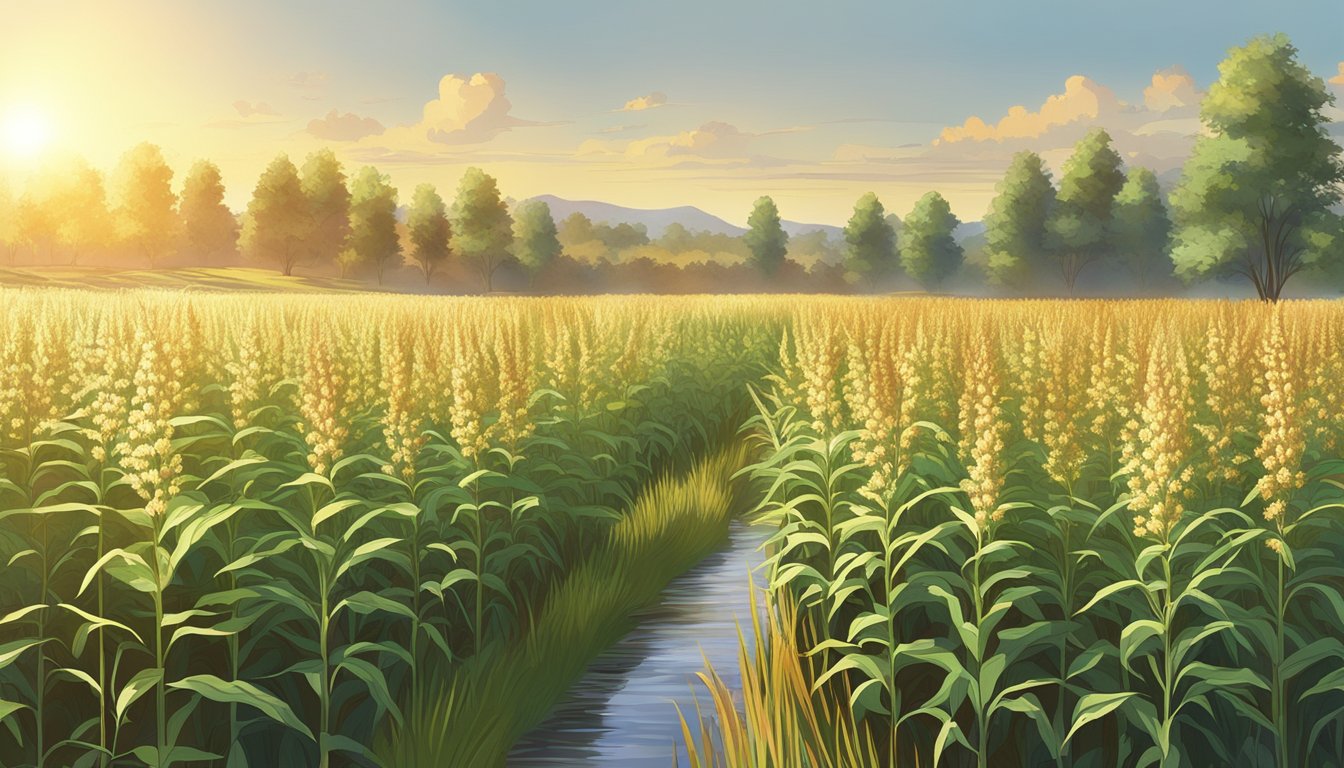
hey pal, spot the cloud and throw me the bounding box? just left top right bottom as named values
left=628, top=121, right=752, bottom=159
left=938, top=76, right=1122, bottom=143
left=927, top=69, right=1208, bottom=176
left=233, top=100, right=278, bottom=118
left=288, top=71, right=329, bottom=90
left=620, top=91, right=667, bottom=111
left=373, top=73, right=543, bottom=148
left=306, top=109, right=385, bottom=141
left=1330, top=63, right=1344, bottom=86
left=597, top=124, right=647, bottom=135
left=1144, top=66, right=1201, bottom=112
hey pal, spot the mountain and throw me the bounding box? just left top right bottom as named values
left=525, top=195, right=844, bottom=239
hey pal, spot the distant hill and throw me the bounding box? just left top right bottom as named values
left=526, top=195, right=844, bottom=240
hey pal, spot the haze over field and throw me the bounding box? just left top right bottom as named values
left=2, top=0, right=1342, bottom=225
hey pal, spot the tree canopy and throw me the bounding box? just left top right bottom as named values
left=843, top=192, right=899, bottom=284
left=744, top=196, right=789, bottom=276
left=1110, top=167, right=1171, bottom=288
left=451, top=167, right=513, bottom=292
left=300, top=149, right=351, bottom=269
left=900, top=191, right=963, bottom=289
left=113, top=142, right=178, bottom=266
left=180, top=160, right=238, bottom=263
left=1170, top=34, right=1344, bottom=300
left=512, top=199, right=561, bottom=281
left=406, top=183, right=452, bottom=283
left=347, top=166, right=401, bottom=284
left=241, top=154, right=310, bottom=276
left=1046, top=129, right=1125, bottom=294
left=983, top=151, right=1055, bottom=290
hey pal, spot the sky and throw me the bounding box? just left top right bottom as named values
left=1, top=0, right=1342, bottom=225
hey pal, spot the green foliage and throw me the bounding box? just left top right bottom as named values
left=1111, top=167, right=1171, bottom=288
left=241, top=154, right=310, bottom=276
left=299, top=149, right=351, bottom=270
left=899, top=191, right=963, bottom=289
left=347, top=167, right=400, bottom=284
left=405, top=184, right=452, bottom=284
left=511, top=199, right=561, bottom=280
left=1047, top=129, right=1125, bottom=293
left=179, top=161, right=238, bottom=263
left=984, top=151, right=1055, bottom=289
left=744, top=196, right=789, bottom=276
left=1170, top=33, right=1344, bottom=300
left=450, top=167, right=512, bottom=291
left=843, top=193, right=899, bottom=284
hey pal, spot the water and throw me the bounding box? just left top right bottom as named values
left=508, top=520, right=771, bottom=767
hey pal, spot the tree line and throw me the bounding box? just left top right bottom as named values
left=0, top=34, right=1338, bottom=299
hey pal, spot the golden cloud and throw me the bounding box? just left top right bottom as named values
left=1144, top=67, right=1201, bottom=111
left=1330, top=63, right=1344, bottom=86
left=938, top=76, right=1121, bottom=144
left=621, top=91, right=667, bottom=111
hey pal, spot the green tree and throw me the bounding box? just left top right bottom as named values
left=1170, top=34, right=1344, bottom=300
left=744, top=195, right=789, bottom=276
left=451, top=167, right=512, bottom=292
left=300, top=149, right=351, bottom=268
left=113, top=142, right=179, bottom=266
left=406, top=183, right=452, bottom=284
left=1046, top=128, right=1125, bottom=294
left=348, top=166, right=401, bottom=284
left=511, top=199, right=561, bottom=285
left=1110, top=167, right=1171, bottom=288
left=899, top=191, right=963, bottom=289
left=180, top=160, right=238, bottom=263
left=241, top=154, right=311, bottom=275
left=843, top=192, right=899, bottom=284
left=983, top=151, right=1055, bottom=289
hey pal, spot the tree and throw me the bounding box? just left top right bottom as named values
left=1046, top=128, right=1125, bottom=294
left=300, top=149, right=351, bottom=268
left=899, top=191, right=963, bottom=289
left=241, top=154, right=311, bottom=275
left=113, top=142, right=179, bottom=266
left=406, top=183, right=452, bottom=283
left=744, top=196, right=789, bottom=277
left=843, top=192, right=899, bottom=284
left=0, top=178, right=16, bottom=263
left=1110, top=167, right=1171, bottom=288
left=1170, top=34, right=1344, bottom=301
left=983, top=151, right=1055, bottom=289
left=451, top=167, right=512, bottom=292
left=48, top=157, right=112, bottom=265
left=511, top=199, right=561, bottom=285
left=180, top=160, right=238, bottom=263
left=348, top=166, right=400, bottom=284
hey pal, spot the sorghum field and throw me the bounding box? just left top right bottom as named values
left=1, top=291, right=1342, bottom=768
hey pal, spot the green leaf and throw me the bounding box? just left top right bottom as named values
left=168, top=674, right=313, bottom=741
left=1063, top=692, right=1136, bottom=747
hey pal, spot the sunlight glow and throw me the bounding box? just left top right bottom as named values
left=2, top=107, right=52, bottom=158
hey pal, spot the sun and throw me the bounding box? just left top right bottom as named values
left=2, top=107, right=53, bottom=158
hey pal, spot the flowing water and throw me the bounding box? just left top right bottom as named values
left=508, top=520, right=771, bottom=767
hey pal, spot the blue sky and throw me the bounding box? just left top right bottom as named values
left=2, top=0, right=1342, bottom=223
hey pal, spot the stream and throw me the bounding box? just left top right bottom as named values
left=508, top=519, right=771, bottom=767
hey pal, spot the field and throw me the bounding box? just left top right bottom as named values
left=1, top=290, right=1342, bottom=767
